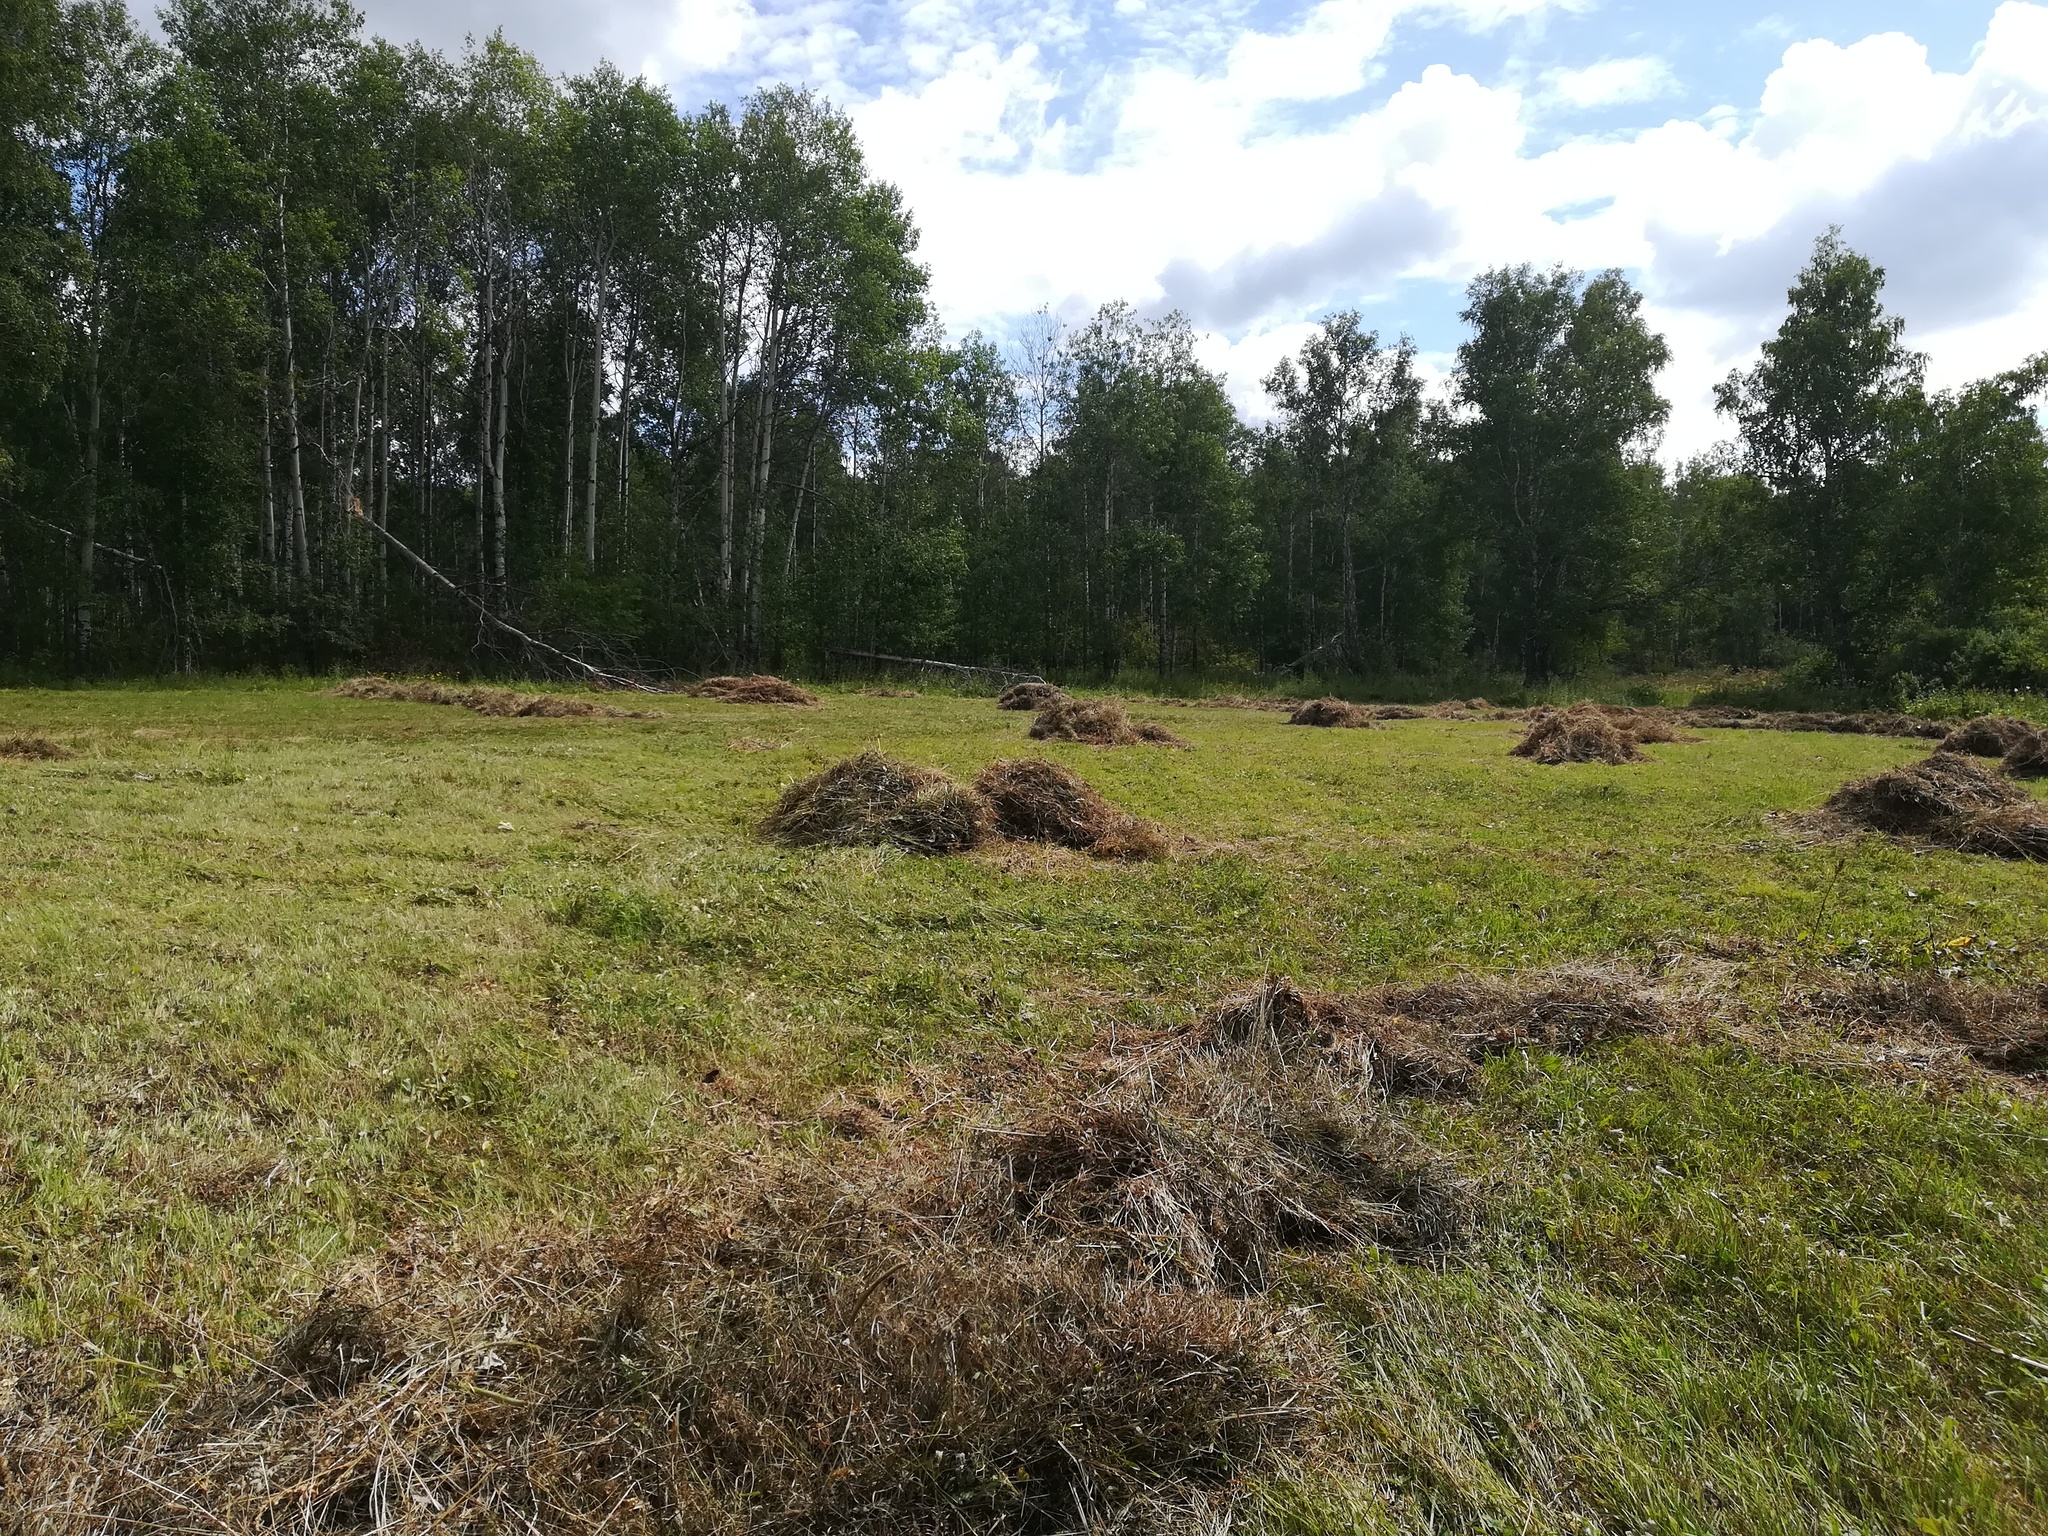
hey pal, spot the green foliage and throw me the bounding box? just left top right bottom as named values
left=1449, top=265, right=1671, bottom=679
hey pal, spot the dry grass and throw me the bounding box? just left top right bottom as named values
left=1824, top=750, right=2048, bottom=859
left=761, top=749, right=990, bottom=855
left=2001, top=729, right=2048, bottom=779
left=1510, top=703, right=1647, bottom=765
left=330, top=676, right=660, bottom=718
left=5, top=1024, right=1469, bottom=1535
left=1684, top=706, right=1949, bottom=740
left=972, top=758, right=1168, bottom=861
left=1287, top=697, right=1376, bottom=729
left=1940, top=715, right=2035, bottom=756
left=1027, top=698, right=1189, bottom=748
left=1791, top=975, right=2048, bottom=1076
left=688, top=674, right=821, bottom=706
left=0, top=734, right=74, bottom=760
left=995, top=682, right=1065, bottom=711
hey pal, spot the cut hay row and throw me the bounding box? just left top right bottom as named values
left=331, top=676, right=662, bottom=719
left=762, top=749, right=1170, bottom=860
left=6, top=1019, right=1455, bottom=1534
left=686, top=673, right=820, bottom=706
left=1825, top=750, right=2048, bottom=860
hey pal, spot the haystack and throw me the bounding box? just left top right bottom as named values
left=2003, top=729, right=2048, bottom=779
left=1940, top=715, right=2035, bottom=757
left=1287, top=697, right=1375, bottom=728
left=1825, top=750, right=2048, bottom=860
left=973, top=757, right=1167, bottom=860
left=761, top=749, right=988, bottom=854
left=1029, top=696, right=1189, bottom=747
left=690, top=674, right=820, bottom=706
left=1510, top=702, right=1645, bottom=765
left=996, top=681, right=1065, bottom=710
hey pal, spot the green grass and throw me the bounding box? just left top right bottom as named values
left=3, top=680, right=2046, bottom=1531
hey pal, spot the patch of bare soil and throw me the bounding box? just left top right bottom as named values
left=9, top=1029, right=1457, bottom=1534
left=0, top=735, right=74, bottom=760
left=1028, top=697, right=1191, bottom=748
left=1288, top=697, right=1376, bottom=728
left=1940, top=715, right=2036, bottom=756
left=688, top=674, right=821, bottom=706
left=762, top=749, right=989, bottom=855
left=330, top=677, right=661, bottom=718
left=995, top=681, right=1065, bottom=710
left=973, top=757, right=1168, bottom=861
left=1824, top=751, right=2048, bottom=859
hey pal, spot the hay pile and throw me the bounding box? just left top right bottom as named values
left=1287, top=697, right=1375, bottom=728
left=1824, top=751, right=2048, bottom=859
left=973, top=757, right=1167, bottom=860
left=761, top=749, right=989, bottom=855
left=1510, top=702, right=1647, bottom=765
left=2003, top=729, right=2048, bottom=779
left=1939, top=715, right=2035, bottom=756
left=0, top=734, right=74, bottom=760
left=10, top=1026, right=1456, bottom=1533
left=995, top=681, right=1065, bottom=710
left=331, top=676, right=659, bottom=718
left=1028, top=696, right=1189, bottom=747
left=689, top=674, right=820, bottom=706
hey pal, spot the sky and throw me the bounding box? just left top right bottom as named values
left=352, top=0, right=2048, bottom=456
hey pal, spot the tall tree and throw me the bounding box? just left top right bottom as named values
left=1715, top=229, right=1924, bottom=676
left=1452, top=264, right=1669, bottom=679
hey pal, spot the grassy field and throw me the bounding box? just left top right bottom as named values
left=4, top=679, right=2048, bottom=1531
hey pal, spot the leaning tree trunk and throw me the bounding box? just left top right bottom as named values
left=582, top=253, right=607, bottom=568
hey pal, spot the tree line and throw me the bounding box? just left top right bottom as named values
left=3, top=0, right=2046, bottom=688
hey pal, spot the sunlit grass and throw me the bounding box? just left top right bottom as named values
left=2, top=679, right=2045, bottom=1529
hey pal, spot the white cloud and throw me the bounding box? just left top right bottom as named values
left=1541, top=56, right=1676, bottom=110
left=838, top=1, right=2048, bottom=456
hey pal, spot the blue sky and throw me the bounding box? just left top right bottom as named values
left=359, top=0, right=2048, bottom=454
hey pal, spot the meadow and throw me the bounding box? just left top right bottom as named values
left=4, top=679, right=2047, bottom=1533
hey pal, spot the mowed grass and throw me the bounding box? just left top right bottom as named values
left=4, top=680, right=2048, bottom=1532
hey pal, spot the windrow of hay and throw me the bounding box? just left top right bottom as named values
left=687, top=674, right=820, bottom=706
left=1287, top=697, right=1376, bottom=729
left=0, top=734, right=74, bottom=760
left=6, top=1029, right=1458, bottom=1534
left=762, top=749, right=988, bottom=855
left=1824, top=751, right=2048, bottom=859
left=331, top=676, right=661, bottom=718
left=1676, top=706, right=1948, bottom=739
left=995, top=681, right=1065, bottom=710
left=973, top=758, right=1168, bottom=861
left=1028, top=697, right=1189, bottom=747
